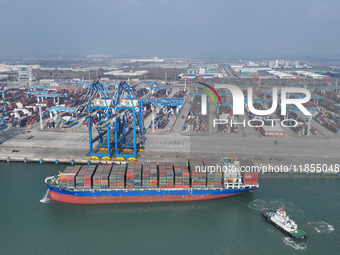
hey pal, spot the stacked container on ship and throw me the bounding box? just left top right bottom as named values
left=126, top=163, right=142, bottom=189
left=174, top=162, right=190, bottom=188
left=204, top=159, right=223, bottom=189
left=190, top=160, right=207, bottom=188
left=59, top=165, right=81, bottom=190
left=109, top=165, right=126, bottom=189
left=158, top=163, right=174, bottom=188
left=142, top=162, right=158, bottom=189
left=239, top=159, right=259, bottom=185
left=45, top=159, right=259, bottom=204
left=75, top=165, right=96, bottom=189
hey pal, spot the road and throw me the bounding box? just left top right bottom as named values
left=144, top=133, right=340, bottom=158
left=171, top=95, right=191, bottom=134
left=219, top=64, right=236, bottom=78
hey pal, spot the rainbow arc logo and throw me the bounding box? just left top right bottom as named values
left=197, top=82, right=222, bottom=115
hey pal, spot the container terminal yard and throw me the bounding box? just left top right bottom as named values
left=3, top=0, right=340, bottom=253
left=0, top=58, right=340, bottom=177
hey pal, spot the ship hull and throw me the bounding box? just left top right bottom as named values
left=47, top=185, right=258, bottom=204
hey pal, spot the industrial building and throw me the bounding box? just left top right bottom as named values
left=294, top=71, right=324, bottom=79
left=131, top=57, right=164, bottom=63
left=18, top=66, right=34, bottom=83
left=104, top=70, right=148, bottom=77
left=183, top=64, right=223, bottom=78
left=267, top=70, right=294, bottom=79
left=234, top=66, right=271, bottom=74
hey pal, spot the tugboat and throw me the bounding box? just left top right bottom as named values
left=263, top=205, right=308, bottom=240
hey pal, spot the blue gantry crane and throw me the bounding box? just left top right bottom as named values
left=86, top=81, right=144, bottom=160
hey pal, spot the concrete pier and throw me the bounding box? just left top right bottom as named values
left=0, top=156, right=129, bottom=165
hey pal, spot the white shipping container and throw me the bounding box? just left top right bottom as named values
left=16, top=102, right=23, bottom=109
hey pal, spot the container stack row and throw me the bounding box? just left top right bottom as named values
left=189, top=160, right=207, bottom=188
left=101, top=165, right=112, bottom=189
left=151, top=107, right=175, bottom=130
left=59, top=161, right=258, bottom=190
left=173, top=162, right=190, bottom=188
left=60, top=165, right=82, bottom=190
left=142, top=163, right=150, bottom=189
left=126, top=163, right=142, bottom=189
left=239, top=160, right=259, bottom=185
left=172, top=89, right=187, bottom=98
left=59, top=166, right=73, bottom=189
left=203, top=160, right=223, bottom=189
left=151, top=88, right=171, bottom=98
left=109, top=165, right=126, bottom=189
left=150, top=163, right=158, bottom=188
left=142, top=162, right=158, bottom=189
left=93, top=165, right=111, bottom=189
left=75, top=165, right=96, bottom=189
left=134, top=88, right=149, bottom=98
left=158, top=162, right=174, bottom=188
left=184, top=96, right=208, bottom=133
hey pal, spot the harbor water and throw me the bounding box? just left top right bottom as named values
left=0, top=162, right=339, bottom=254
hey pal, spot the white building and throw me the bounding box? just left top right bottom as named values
left=267, top=70, right=294, bottom=79
left=0, top=74, right=8, bottom=80
left=294, top=71, right=324, bottom=79
left=104, top=70, right=148, bottom=77
left=18, top=66, right=33, bottom=82
left=131, top=57, right=164, bottom=63
left=58, top=67, right=73, bottom=71
left=40, top=67, right=56, bottom=71
left=238, top=67, right=271, bottom=73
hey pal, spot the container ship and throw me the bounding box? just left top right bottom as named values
left=45, top=159, right=259, bottom=204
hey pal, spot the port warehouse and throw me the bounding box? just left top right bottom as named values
left=58, top=160, right=259, bottom=191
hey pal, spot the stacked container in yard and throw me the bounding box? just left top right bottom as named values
left=143, top=102, right=152, bottom=119
left=135, top=88, right=149, bottom=98
left=184, top=96, right=208, bottom=133
left=152, top=107, right=175, bottom=130
left=173, top=162, right=190, bottom=188
left=158, top=162, right=174, bottom=188
left=126, top=163, right=142, bottom=189
left=189, top=160, right=207, bottom=188
left=75, top=165, right=96, bottom=189
left=173, top=89, right=187, bottom=98
left=239, top=159, right=259, bottom=185
left=59, top=165, right=81, bottom=190
left=152, top=88, right=171, bottom=98
left=203, top=160, right=222, bottom=189
left=109, top=164, right=126, bottom=189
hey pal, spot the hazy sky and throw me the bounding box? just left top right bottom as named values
left=1, top=0, right=340, bottom=58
